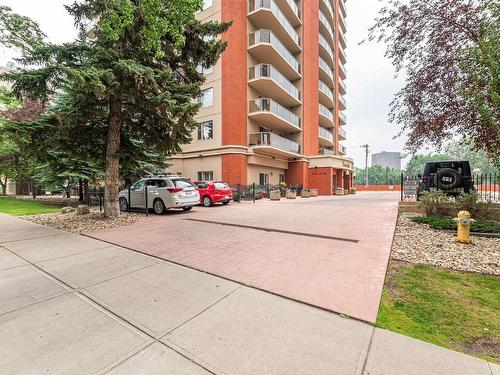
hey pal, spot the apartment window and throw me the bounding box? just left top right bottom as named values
left=196, top=64, right=213, bottom=75
left=198, top=171, right=214, bottom=181
left=198, top=87, right=213, bottom=108
left=259, top=173, right=270, bottom=186
left=279, top=174, right=285, bottom=184
left=197, top=120, right=213, bottom=140
left=202, top=0, right=212, bottom=10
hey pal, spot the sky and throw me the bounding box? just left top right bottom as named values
left=0, top=0, right=408, bottom=168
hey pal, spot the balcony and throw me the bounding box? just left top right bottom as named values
left=319, top=57, right=334, bottom=87
left=319, top=126, right=334, bottom=146
left=248, top=29, right=301, bottom=80
left=319, top=103, right=334, bottom=128
left=339, top=29, right=347, bottom=50
left=249, top=132, right=300, bottom=158
left=249, top=64, right=301, bottom=106
left=319, top=33, right=334, bottom=66
left=339, top=63, right=346, bottom=80
left=339, top=79, right=346, bottom=95
left=319, top=0, right=334, bottom=20
left=339, top=111, right=346, bottom=125
left=339, top=45, right=347, bottom=65
left=339, top=0, right=347, bottom=21
left=318, top=79, right=334, bottom=107
left=338, top=94, right=346, bottom=110
left=275, top=0, right=301, bottom=27
left=248, top=0, right=301, bottom=53
left=319, top=9, right=334, bottom=45
left=339, top=144, right=347, bottom=155
left=249, top=98, right=301, bottom=132
left=319, top=147, right=335, bottom=156
left=339, top=10, right=347, bottom=33
left=338, top=127, right=346, bottom=140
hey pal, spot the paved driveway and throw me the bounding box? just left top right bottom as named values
left=89, top=192, right=399, bottom=323
left=1, top=213, right=495, bottom=375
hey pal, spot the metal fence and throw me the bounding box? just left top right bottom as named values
left=401, top=172, right=499, bottom=202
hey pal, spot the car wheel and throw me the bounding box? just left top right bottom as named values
left=222, top=201, right=230, bottom=205
left=153, top=199, right=165, bottom=215
left=202, top=196, right=212, bottom=207
left=119, top=197, right=128, bottom=211
left=182, top=206, right=192, bottom=211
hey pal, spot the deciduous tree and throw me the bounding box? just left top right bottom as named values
left=369, top=0, right=499, bottom=161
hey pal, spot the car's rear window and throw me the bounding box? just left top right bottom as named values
left=214, top=182, right=229, bottom=189
left=172, top=179, right=195, bottom=188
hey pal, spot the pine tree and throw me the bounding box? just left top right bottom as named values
left=3, top=0, right=230, bottom=216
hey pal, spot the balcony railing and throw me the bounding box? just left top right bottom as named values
left=319, top=80, right=334, bottom=101
left=339, top=0, right=347, bottom=20
left=338, top=127, right=346, bottom=139
left=319, top=57, right=334, bottom=78
left=339, top=111, right=346, bottom=124
left=319, top=9, right=334, bottom=41
left=319, top=126, right=334, bottom=142
left=249, top=132, right=300, bottom=154
left=280, top=0, right=301, bottom=22
left=249, top=29, right=300, bottom=74
left=320, top=0, right=334, bottom=19
left=249, top=64, right=300, bottom=100
left=339, top=79, right=346, bottom=95
left=339, top=63, right=346, bottom=80
left=249, top=0, right=301, bottom=48
left=319, top=33, right=334, bottom=57
left=319, top=147, right=335, bottom=156
left=319, top=103, right=333, bottom=119
left=249, top=98, right=300, bottom=128
left=338, top=94, right=346, bottom=109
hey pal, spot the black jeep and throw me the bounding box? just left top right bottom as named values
left=417, top=160, right=475, bottom=199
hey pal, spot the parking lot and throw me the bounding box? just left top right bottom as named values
left=89, top=192, right=399, bottom=323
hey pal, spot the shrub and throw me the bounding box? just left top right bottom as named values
left=454, top=192, right=494, bottom=219
left=417, top=191, right=451, bottom=217
left=411, top=215, right=500, bottom=233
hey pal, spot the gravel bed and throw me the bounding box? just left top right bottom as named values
left=21, top=210, right=142, bottom=234
left=392, top=212, right=500, bottom=275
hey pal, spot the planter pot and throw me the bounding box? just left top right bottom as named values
left=350, top=188, right=357, bottom=195
left=310, top=189, right=319, bottom=197
left=286, top=190, right=297, bottom=199
left=335, top=188, right=344, bottom=196
left=301, top=189, right=311, bottom=198
left=270, top=190, right=281, bottom=201
left=344, top=189, right=349, bottom=195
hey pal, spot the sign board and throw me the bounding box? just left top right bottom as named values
left=404, top=180, right=418, bottom=196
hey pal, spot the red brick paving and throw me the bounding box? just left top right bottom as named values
left=88, top=193, right=399, bottom=323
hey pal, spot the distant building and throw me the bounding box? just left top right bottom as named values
left=372, top=151, right=401, bottom=170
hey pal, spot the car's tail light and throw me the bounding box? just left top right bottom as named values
left=167, top=187, right=183, bottom=193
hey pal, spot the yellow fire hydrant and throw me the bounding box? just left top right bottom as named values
left=453, top=211, right=475, bottom=244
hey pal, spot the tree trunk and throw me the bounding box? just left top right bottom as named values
left=0, top=175, right=7, bottom=196
left=79, top=179, right=84, bottom=202
left=104, top=95, right=123, bottom=217
left=83, top=180, right=90, bottom=205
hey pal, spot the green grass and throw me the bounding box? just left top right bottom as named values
left=0, top=196, right=60, bottom=216
left=377, top=261, right=500, bottom=363
left=412, top=215, right=500, bottom=234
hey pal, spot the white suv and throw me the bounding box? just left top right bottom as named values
left=119, top=176, right=200, bottom=214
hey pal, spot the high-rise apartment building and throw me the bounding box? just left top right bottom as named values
left=170, top=0, right=353, bottom=195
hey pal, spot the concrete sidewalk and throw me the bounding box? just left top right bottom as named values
left=0, top=214, right=497, bottom=375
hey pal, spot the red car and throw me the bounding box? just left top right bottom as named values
left=194, top=181, right=233, bottom=207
